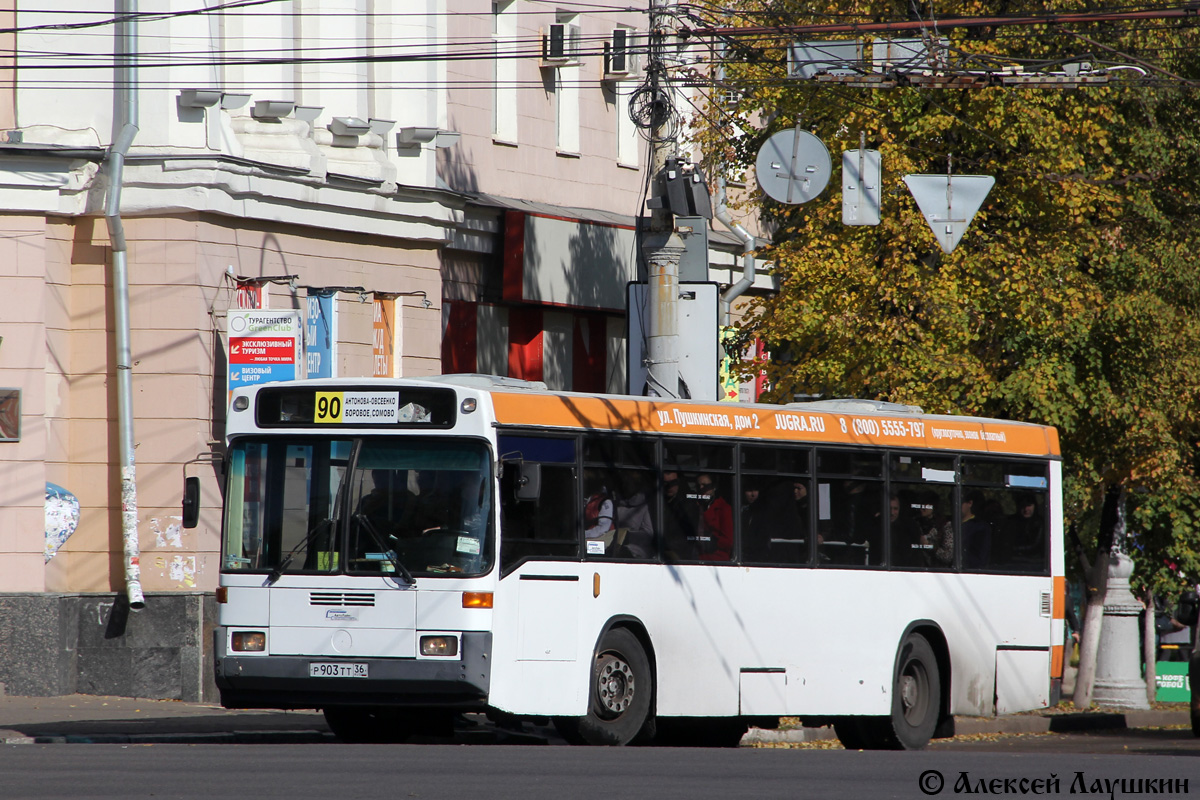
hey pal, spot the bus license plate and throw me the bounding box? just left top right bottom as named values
left=310, top=662, right=369, bottom=678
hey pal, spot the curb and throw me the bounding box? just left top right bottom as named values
left=0, top=726, right=553, bottom=747
left=747, top=709, right=1192, bottom=745
left=1, top=729, right=335, bottom=745
left=2, top=711, right=1190, bottom=746
left=743, top=727, right=836, bottom=745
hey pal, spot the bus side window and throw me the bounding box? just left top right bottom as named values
left=606, top=468, right=658, bottom=561
left=740, top=445, right=811, bottom=566
left=888, top=454, right=956, bottom=571
left=816, top=450, right=884, bottom=567
left=582, top=436, right=659, bottom=561
left=961, top=459, right=1049, bottom=575
left=498, top=436, right=579, bottom=572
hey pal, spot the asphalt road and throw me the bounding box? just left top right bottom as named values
left=1, top=738, right=1197, bottom=800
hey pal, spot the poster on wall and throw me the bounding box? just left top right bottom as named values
left=227, top=310, right=303, bottom=398
left=0, top=387, right=19, bottom=440
left=718, top=328, right=768, bottom=403
left=235, top=282, right=264, bottom=309
left=305, top=291, right=338, bottom=379
left=372, top=295, right=403, bottom=378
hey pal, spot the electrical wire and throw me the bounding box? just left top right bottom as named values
left=2, top=5, right=1197, bottom=94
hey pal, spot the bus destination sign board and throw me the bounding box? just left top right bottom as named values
left=315, top=391, right=400, bottom=423
left=253, top=386, right=458, bottom=428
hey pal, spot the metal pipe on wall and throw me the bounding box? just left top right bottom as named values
left=106, top=0, right=144, bottom=609
left=714, top=177, right=757, bottom=325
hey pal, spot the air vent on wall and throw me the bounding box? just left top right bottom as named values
left=604, top=29, right=631, bottom=77
left=541, top=23, right=581, bottom=66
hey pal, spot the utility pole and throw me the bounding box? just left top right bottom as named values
left=641, top=0, right=686, bottom=398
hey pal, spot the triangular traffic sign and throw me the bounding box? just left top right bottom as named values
left=903, top=174, right=995, bottom=253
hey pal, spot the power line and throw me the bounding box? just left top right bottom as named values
left=1, top=0, right=287, bottom=35
left=2, top=5, right=1197, bottom=95
left=681, top=4, right=1200, bottom=39
left=4, top=0, right=648, bottom=36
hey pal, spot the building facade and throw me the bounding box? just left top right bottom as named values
left=0, top=1, right=456, bottom=699
left=0, top=1, right=765, bottom=700
left=439, top=1, right=760, bottom=392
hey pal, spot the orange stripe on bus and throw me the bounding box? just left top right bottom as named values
left=1051, top=645, right=1064, bottom=678
left=490, top=393, right=1061, bottom=456
left=1052, top=576, right=1065, bottom=620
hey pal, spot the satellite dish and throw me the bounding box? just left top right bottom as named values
left=755, top=128, right=832, bottom=204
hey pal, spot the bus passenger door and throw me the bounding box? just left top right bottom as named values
left=497, top=436, right=582, bottom=663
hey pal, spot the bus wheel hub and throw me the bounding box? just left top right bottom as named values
left=596, top=655, right=635, bottom=717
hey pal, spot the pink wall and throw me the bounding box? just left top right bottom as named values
left=2, top=213, right=443, bottom=594
left=442, top=0, right=647, bottom=211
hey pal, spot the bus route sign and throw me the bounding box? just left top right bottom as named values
left=314, top=391, right=400, bottom=424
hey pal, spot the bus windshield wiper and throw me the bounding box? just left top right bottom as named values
left=352, top=513, right=416, bottom=587
left=265, top=518, right=334, bottom=586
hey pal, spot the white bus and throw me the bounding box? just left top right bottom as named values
left=190, top=375, right=1066, bottom=748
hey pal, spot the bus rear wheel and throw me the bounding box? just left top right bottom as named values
left=835, top=633, right=941, bottom=750
left=554, top=628, right=653, bottom=746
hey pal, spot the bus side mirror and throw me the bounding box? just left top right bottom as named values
left=515, top=462, right=541, bottom=501
left=182, top=476, right=200, bottom=529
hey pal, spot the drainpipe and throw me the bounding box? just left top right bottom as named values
left=106, top=0, right=144, bottom=610
left=714, top=176, right=757, bottom=325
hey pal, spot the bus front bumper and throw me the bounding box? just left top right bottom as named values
left=215, top=631, right=492, bottom=711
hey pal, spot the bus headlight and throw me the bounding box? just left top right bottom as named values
left=231, top=631, right=266, bottom=652
left=420, top=635, right=459, bottom=657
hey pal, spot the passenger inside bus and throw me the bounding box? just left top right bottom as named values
left=1002, top=493, right=1045, bottom=563
left=583, top=474, right=616, bottom=542
left=919, top=492, right=954, bottom=569
left=743, top=477, right=805, bottom=564
left=662, top=469, right=699, bottom=561
left=357, top=469, right=420, bottom=538
left=613, top=472, right=655, bottom=559
left=695, top=473, right=733, bottom=562
left=961, top=491, right=992, bottom=570
left=890, top=492, right=928, bottom=568
left=794, top=480, right=809, bottom=527
left=819, top=478, right=883, bottom=566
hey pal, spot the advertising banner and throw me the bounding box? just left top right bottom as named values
left=227, top=310, right=303, bottom=396
left=235, top=282, right=264, bottom=309
left=372, top=296, right=402, bottom=378
left=1155, top=661, right=1190, bottom=702
left=306, top=291, right=337, bottom=379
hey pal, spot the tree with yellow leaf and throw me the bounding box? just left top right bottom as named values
left=695, top=0, right=1200, bottom=594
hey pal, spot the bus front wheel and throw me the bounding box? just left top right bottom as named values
left=554, top=627, right=653, bottom=746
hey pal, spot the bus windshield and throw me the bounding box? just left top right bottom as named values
left=221, top=437, right=494, bottom=578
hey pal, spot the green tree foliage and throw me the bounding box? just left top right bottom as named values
left=695, top=0, right=1200, bottom=591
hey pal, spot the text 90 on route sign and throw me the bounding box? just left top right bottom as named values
left=314, top=391, right=400, bottom=424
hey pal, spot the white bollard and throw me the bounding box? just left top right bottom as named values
left=1092, top=551, right=1151, bottom=710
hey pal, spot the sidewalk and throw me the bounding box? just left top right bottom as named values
left=0, top=691, right=1189, bottom=746
left=0, top=693, right=335, bottom=745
